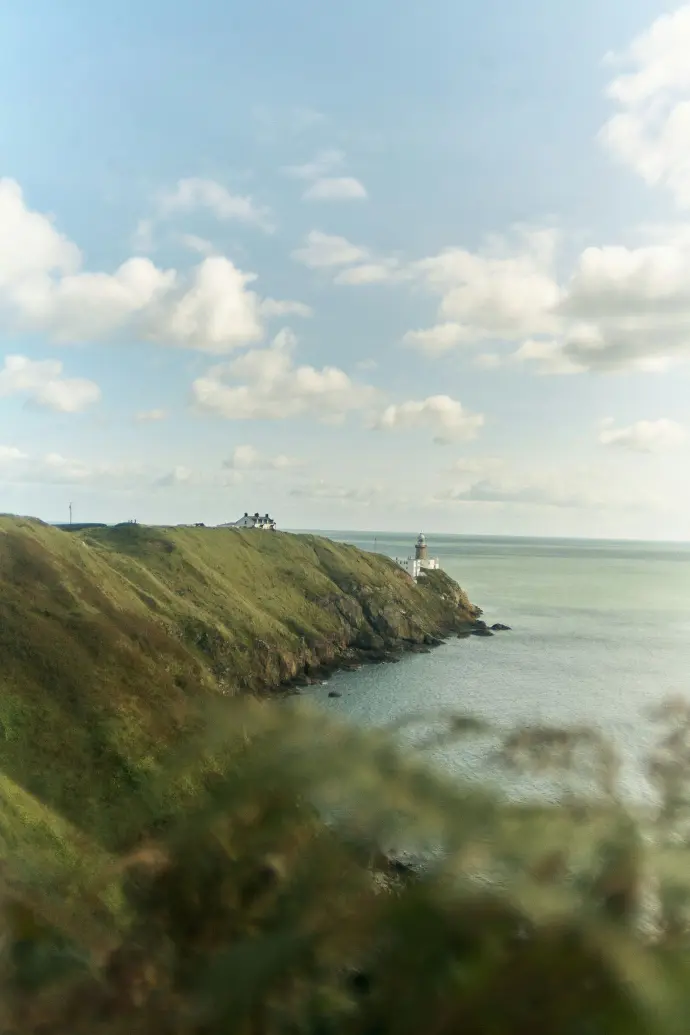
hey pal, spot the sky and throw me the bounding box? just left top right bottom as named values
left=1, top=0, right=690, bottom=538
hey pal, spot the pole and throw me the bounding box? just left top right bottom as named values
left=69, top=503, right=72, bottom=525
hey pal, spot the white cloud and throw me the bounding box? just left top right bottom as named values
left=36, top=258, right=177, bottom=342
left=511, top=338, right=585, bottom=375
left=143, top=256, right=262, bottom=353
left=284, top=150, right=367, bottom=202
left=224, top=444, right=303, bottom=470
left=373, top=395, right=484, bottom=444
left=598, top=418, right=687, bottom=452
left=411, top=228, right=561, bottom=344
left=260, top=297, right=313, bottom=319
left=135, top=408, right=168, bottom=422
left=157, top=177, right=273, bottom=232
left=291, top=230, right=368, bottom=268
left=0, top=354, right=101, bottom=413
left=334, top=261, right=403, bottom=285
left=0, top=445, right=28, bottom=464
left=600, top=5, right=690, bottom=208
left=284, top=149, right=344, bottom=180
left=0, top=178, right=81, bottom=283
left=179, top=234, right=216, bottom=256
left=192, top=329, right=377, bottom=422
left=404, top=222, right=690, bottom=373
left=0, top=180, right=288, bottom=353
left=303, top=177, right=368, bottom=201
left=402, top=322, right=468, bottom=354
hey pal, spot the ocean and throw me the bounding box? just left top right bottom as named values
left=300, top=532, right=690, bottom=803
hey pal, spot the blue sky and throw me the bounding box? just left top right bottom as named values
left=1, top=0, right=690, bottom=537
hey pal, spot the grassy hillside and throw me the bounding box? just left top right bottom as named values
left=3, top=517, right=690, bottom=1032
left=0, top=517, right=477, bottom=848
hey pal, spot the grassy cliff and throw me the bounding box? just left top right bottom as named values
left=0, top=516, right=478, bottom=848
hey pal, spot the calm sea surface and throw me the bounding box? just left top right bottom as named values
left=300, top=532, right=690, bottom=802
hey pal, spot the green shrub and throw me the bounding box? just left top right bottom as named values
left=5, top=695, right=690, bottom=1033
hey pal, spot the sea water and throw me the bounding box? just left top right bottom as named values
left=300, top=533, right=690, bottom=802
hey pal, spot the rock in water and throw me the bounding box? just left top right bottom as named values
left=328, top=690, right=342, bottom=698
left=490, top=623, right=512, bottom=631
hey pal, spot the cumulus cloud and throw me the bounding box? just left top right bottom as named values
left=0, top=446, right=27, bottom=463
left=598, top=417, right=687, bottom=451
left=157, top=177, right=273, bottom=232
left=405, top=223, right=690, bottom=373
left=260, top=297, right=313, bottom=319
left=402, top=323, right=469, bottom=354
left=283, top=149, right=344, bottom=181
left=143, top=256, right=263, bottom=352
left=600, top=5, right=690, bottom=209
left=303, top=177, right=367, bottom=201
left=224, top=444, right=303, bottom=470
left=333, top=260, right=403, bottom=285
left=0, top=354, right=101, bottom=413
left=192, top=329, right=377, bottom=422
left=284, top=149, right=367, bottom=202
left=373, top=395, right=484, bottom=444
left=511, top=338, right=585, bottom=375
left=410, top=228, right=561, bottom=345
left=0, top=179, right=308, bottom=353
left=179, top=234, right=216, bottom=256
left=291, top=231, right=369, bottom=269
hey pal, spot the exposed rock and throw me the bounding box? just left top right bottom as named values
left=471, top=627, right=495, bottom=637
left=490, top=623, right=512, bottom=631
left=328, top=690, right=342, bottom=698
left=352, top=629, right=386, bottom=652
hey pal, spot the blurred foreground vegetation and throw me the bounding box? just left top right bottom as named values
left=5, top=694, right=690, bottom=1034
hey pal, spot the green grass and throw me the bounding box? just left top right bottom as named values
left=0, top=517, right=475, bottom=849
left=3, top=517, right=690, bottom=1032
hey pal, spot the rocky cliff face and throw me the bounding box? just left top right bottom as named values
left=181, top=557, right=481, bottom=693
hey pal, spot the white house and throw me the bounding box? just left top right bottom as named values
left=220, top=511, right=277, bottom=530
left=395, top=533, right=440, bottom=580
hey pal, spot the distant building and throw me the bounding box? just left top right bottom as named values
left=220, top=511, right=277, bottom=531
left=395, top=533, right=440, bottom=580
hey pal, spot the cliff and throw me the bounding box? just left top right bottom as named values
left=0, top=517, right=480, bottom=849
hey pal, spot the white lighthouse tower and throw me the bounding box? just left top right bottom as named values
left=396, top=533, right=440, bottom=580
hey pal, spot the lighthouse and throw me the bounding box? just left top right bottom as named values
left=395, top=533, right=440, bottom=580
